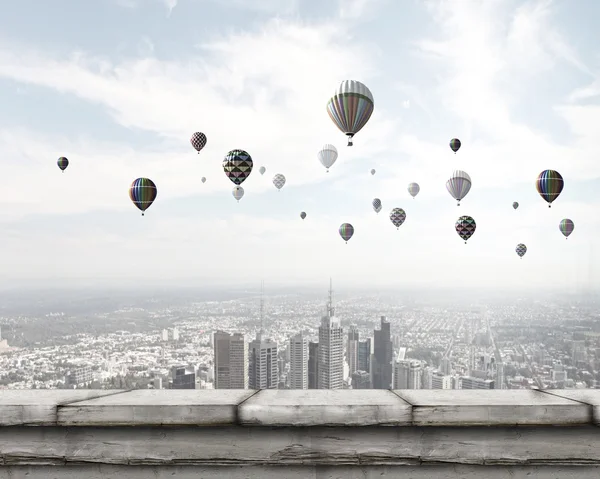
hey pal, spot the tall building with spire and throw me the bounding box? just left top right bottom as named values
left=317, top=278, right=344, bottom=389
left=248, top=281, right=278, bottom=389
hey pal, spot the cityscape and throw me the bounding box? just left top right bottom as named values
left=1, top=282, right=598, bottom=392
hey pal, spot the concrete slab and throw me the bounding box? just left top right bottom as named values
left=0, top=390, right=126, bottom=425
left=239, top=389, right=411, bottom=426
left=57, top=389, right=258, bottom=426
left=393, top=389, right=591, bottom=426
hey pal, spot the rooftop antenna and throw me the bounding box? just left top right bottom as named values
left=259, top=280, right=265, bottom=335
left=327, top=277, right=335, bottom=317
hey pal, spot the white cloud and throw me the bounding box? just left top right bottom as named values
left=0, top=0, right=598, bottom=289
left=164, top=0, right=177, bottom=17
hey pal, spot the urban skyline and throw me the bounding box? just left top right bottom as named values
left=1, top=279, right=598, bottom=392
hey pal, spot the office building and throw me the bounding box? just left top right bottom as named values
left=171, top=366, right=195, bottom=389
left=289, top=333, right=309, bottom=389
left=347, top=325, right=359, bottom=376
left=372, top=316, right=393, bottom=389
left=460, top=376, right=495, bottom=389
left=248, top=333, right=278, bottom=390
left=393, top=359, right=422, bottom=389
left=352, top=370, right=371, bottom=389
left=358, top=338, right=371, bottom=373
left=308, top=341, right=319, bottom=389
left=213, top=331, right=248, bottom=389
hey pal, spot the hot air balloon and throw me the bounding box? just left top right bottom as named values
left=57, top=157, right=69, bottom=172
left=223, top=150, right=253, bottom=186
left=339, top=223, right=354, bottom=243
left=455, top=215, right=476, bottom=244
left=129, top=178, right=157, bottom=216
left=273, top=173, right=286, bottom=191
left=536, top=170, right=563, bottom=208
left=318, top=144, right=338, bottom=172
left=370, top=169, right=376, bottom=176
left=232, top=186, right=244, bottom=202
left=372, top=198, right=382, bottom=214
left=449, top=138, right=461, bottom=153
left=300, top=211, right=307, bottom=220
left=559, top=219, right=574, bottom=239
left=513, top=202, right=519, bottom=210
left=390, top=208, right=406, bottom=229
left=201, top=177, right=206, bottom=184
left=259, top=166, right=266, bottom=175
left=327, top=80, right=374, bottom=146
left=516, top=243, right=527, bottom=258
left=408, top=182, right=420, bottom=199
left=190, top=132, right=207, bottom=153
left=446, top=170, right=472, bottom=206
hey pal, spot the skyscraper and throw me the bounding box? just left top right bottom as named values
left=347, top=324, right=359, bottom=376
left=371, top=316, right=393, bottom=389
left=248, top=333, right=278, bottom=389
left=170, top=366, right=195, bottom=389
left=289, top=333, right=309, bottom=389
left=213, top=331, right=248, bottom=389
left=357, top=338, right=371, bottom=373
left=317, top=279, right=344, bottom=389
left=393, top=359, right=422, bottom=389
left=308, top=341, right=319, bottom=389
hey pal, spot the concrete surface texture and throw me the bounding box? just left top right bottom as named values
left=0, top=389, right=599, bottom=478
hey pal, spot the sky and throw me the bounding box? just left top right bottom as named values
left=0, top=0, right=598, bottom=293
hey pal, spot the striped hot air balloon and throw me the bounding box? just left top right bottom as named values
left=327, top=80, right=374, bottom=146
left=129, top=178, right=157, bottom=216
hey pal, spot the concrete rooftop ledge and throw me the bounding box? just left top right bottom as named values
left=2, top=390, right=600, bottom=475
left=0, top=389, right=597, bottom=427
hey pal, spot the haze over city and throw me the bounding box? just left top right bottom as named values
left=0, top=0, right=596, bottom=291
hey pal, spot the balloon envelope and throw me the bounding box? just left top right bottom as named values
left=259, top=166, right=266, bottom=175
left=408, top=182, right=420, bottom=198
left=559, top=218, right=574, bottom=238
left=446, top=170, right=472, bottom=204
left=513, top=201, right=519, bottom=210
left=273, top=173, right=286, bottom=190
left=455, top=215, right=476, bottom=243
left=223, top=149, right=253, bottom=186
left=370, top=169, right=376, bottom=175
left=57, top=156, right=69, bottom=171
left=190, top=132, right=207, bottom=153
left=372, top=198, right=382, bottom=213
left=390, top=208, right=406, bottom=229
left=129, top=178, right=157, bottom=215
left=339, top=223, right=354, bottom=242
left=327, top=80, right=374, bottom=146
left=300, top=211, right=306, bottom=220
left=516, top=243, right=527, bottom=258
left=318, top=144, right=338, bottom=171
left=232, top=186, right=244, bottom=202
left=449, top=138, right=461, bottom=153
left=201, top=177, right=206, bottom=183
left=536, top=170, right=563, bottom=207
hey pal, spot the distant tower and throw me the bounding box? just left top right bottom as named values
left=317, top=278, right=344, bottom=389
